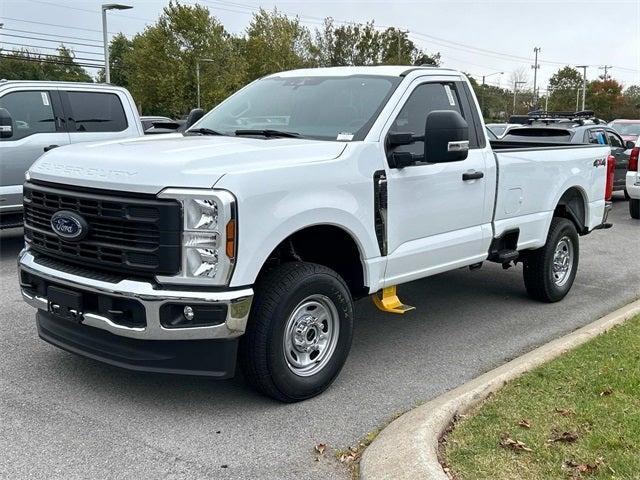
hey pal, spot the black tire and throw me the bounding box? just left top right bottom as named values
left=624, top=189, right=631, bottom=200
left=631, top=199, right=640, bottom=219
left=239, top=262, right=354, bottom=402
left=523, top=217, right=579, bottom=303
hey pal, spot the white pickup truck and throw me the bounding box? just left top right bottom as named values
left=18, top=66, right=613, bottom=402
left=627, top=140, right=639, bottom=219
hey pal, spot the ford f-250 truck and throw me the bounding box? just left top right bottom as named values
left=18, top=66, right=613, bottom=402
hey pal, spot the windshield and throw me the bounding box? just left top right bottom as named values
left=610, top=122, right=640, bottom=136
left=191, top=75, right=401, bottom=141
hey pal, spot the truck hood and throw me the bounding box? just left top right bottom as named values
left=29, top=134, right=347, bottom=194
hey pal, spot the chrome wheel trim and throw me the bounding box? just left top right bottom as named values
left=283, top=294, right=340, bottom=377
left=552, top=236, right=574, bottom=287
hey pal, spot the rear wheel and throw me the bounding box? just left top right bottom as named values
left=630, top=199, right=640, bottom=219
left=239, top=262, right=354, bottom=402
left=523, top=217, right=579, bottom=303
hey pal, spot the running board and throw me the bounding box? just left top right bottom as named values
left=372, top=286, right=415, bottom=314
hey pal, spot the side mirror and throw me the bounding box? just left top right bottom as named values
left=184, top=108, right=205, bottom=129
left=424, top=110, right=469, bottom=163
left=0, top=108, right=13, bottom=139
left=625, top=140, right=636, bottom=150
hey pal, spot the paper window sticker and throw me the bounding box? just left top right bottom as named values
left=41, top=92, right=50, bottom=106
left=337, top=132, right=354, bottom=141
left=444, top=85, right=456, bottom=106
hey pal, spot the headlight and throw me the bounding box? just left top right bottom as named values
left=156, top=188, right=237, bottom=286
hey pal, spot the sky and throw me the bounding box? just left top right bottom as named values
left=1, top=0, right=639, bottom=92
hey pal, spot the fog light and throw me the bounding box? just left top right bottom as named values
left=183, top=305, right=195, bottom=321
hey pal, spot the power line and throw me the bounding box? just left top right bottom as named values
left=25, top=0, right=153, bottom=24
left=0, top=53, right=103, bottom=69
left=0, top=41, right=105, bottom=58
left=1, top=27, right=104, bottom=45
left=0, top=32, right=105, bottom=49
left=0, top=16, right=115, bottom=35
left=1, top=50, right=105, bottom=65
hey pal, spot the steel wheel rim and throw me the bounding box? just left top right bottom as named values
left=283, top=294, right=340, bottom=377
left=552, top=236, right=574, bottom=287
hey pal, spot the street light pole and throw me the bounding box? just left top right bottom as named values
left=480, top=71, right=503, bottom=118
left=101, top=3, right=133, bottom=84
left=575, top=65, right=588, bottom=111
left=532, top=47, right=541, bottom=107
left=196, top=58, right=216, bottom=109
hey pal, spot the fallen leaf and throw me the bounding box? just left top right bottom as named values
left=314, top=443, right=327, bottom=455
left=518, top=419, right=531, bottom=429
left=555, top=407, right=575, bottom=417
left=600, top=389, right=613, bottom=397
left=548, top=431, right=579, bottom=443
left=499, top=436, right=533, bottom=452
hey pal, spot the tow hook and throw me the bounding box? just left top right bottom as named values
left=372, top=286, right=415, bottom=314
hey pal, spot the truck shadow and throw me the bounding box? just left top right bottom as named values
left=0, top=228, right=24, bottom=261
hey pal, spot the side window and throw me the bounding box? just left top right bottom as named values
left=66, top=91, right=128, bottom=133
left=586, top=129, right=607, bottom=145
left=0, top=91, right=56, bottom=141
left=606, top=131, right=623, bottom=149
left=390, top=82, right=464, bottom=156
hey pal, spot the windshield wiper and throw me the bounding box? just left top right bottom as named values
left=234, top=129, right=300, bottom=138
left=185, top=127, right=225, bottom=136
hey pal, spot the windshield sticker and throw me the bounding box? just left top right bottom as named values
left=444, top=85, right=456, bottom=106
left=337, top=132, right=354, bottom=141
left=41, top=92, right=50, bottom=106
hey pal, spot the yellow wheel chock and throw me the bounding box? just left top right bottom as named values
left=372, top=286, right=415, bottom=314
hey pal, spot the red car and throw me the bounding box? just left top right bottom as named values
left=609, top=119, right=640, bottom=143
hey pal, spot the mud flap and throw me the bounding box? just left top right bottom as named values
left=372, top=286, right=415, bottom=314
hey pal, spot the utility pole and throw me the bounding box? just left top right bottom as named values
left=481, top=71, right=503, bottom=118
left=101, top=3, right=133, bottom=83
left=532, top=47, right=541, bottom=108
left=599, top=65, right=613, bottom=81
left=575, top=65, right=588, bottom=111
left=544, top=87, right=553, bottom=112
left=513, top=80, right=526, bottom=114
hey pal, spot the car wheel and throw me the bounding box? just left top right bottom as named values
left=631, top=199, right=640, bottom=219
left=239, top=262, right=354, bottom=402
left=523, top=217, right=579, bottom=303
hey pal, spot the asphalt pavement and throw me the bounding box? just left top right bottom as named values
left=1, top=195, right=638, bottom=480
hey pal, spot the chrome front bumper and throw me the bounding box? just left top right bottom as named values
left=18, top=250, right=253, bottom=341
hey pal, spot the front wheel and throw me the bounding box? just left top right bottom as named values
left=630, top=199, right=640, bottom=219
left=239, top=262, right=354, bottom=402
left=523, top=217, right=579, bottom=303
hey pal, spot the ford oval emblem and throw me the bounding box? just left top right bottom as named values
left=50, top=210, right=88, bottom=241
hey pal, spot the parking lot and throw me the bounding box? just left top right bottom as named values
left=0, top=195, right=638, bottom=480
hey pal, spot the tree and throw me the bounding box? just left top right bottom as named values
left=244, top=8, right=314, bottom=80
left=123, top=2, right=245, bottom=116
left=547, top=66, right=582, bottom=112
left=0, top=46, right=92, bottom=82
left=586, top=78, right=624, bottom=120
left=97, top=33, right=133, bottom=87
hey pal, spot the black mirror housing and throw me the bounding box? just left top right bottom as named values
left=387, top=132, right=417, bottom=147
left=424, top=110, right=469, bottom=163
left=184, top=108, right=205, bottom=129
left=0, top=107, right=13, bottom=139
left=625, top=140, right=636, bottom=150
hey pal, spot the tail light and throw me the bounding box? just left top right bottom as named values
left=605, top=154, right=616, bottom=201
left=630, top=146, right=639, bottom=172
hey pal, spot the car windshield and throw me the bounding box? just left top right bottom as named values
left=190, top=75, right=401, bottom=141
left=610, top=122, right=640, bottom=136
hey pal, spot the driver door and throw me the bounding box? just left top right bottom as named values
left=383, top=80, right=492, bottom=286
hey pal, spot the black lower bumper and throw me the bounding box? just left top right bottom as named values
left=37, top=311, right=239, bottom=378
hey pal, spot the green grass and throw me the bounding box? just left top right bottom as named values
left=443, top=314, right=640, bottom=480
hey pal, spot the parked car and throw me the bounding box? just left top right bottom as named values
left=503, top=122, right=635, bottom=196
left=627, top=139, right=639, bottom=218
left=609, top=119, right=640, bottom=143
left=0, top=81, right=144, bottom=228
left=140, top=115, right=174, bottom=131
left=485, top=122, right=520, bottom=138
left=485, top=127, right=498, bottom=140
left=18, top=66, right=612, bottom=402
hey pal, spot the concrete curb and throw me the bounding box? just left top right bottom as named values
left=359, top=298, right=640, bottom=480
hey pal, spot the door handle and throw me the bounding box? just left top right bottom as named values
left=462, top=170, right=484, bottom=181
left=44, top=145, right=59, bottom=152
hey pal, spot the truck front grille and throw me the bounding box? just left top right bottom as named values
left=23, top=181, right=182, bottom=277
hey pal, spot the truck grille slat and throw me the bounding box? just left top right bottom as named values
left=23, top=182, right=182, bottom=277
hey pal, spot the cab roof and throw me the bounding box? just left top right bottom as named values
left=266, top=65, right=463, bottom=78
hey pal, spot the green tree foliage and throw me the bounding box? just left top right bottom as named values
left=244, top=8, right=314, bottom=79
left=123, top=1, right=246, bottom=116
left=0, top=46, right=92, bottom=82
left=547, top=66, right=583, bottom=111
left=97, top=33, right=133, bottom=87
left=586, top=78, right=624, bottom=120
